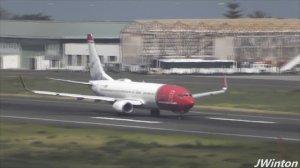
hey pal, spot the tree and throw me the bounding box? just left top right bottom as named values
left=12, top=13, right=52, bottom=20
left=223, top=1, right=243, bottom=19
left=248, top=10, right=271, bottom=18
left=0, top=7, right=52, bottom=20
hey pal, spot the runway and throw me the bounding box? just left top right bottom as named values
left=1, top=96, right=299, bottom=141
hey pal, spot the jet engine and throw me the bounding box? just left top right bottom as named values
left=112, top=100, right=133, bottom=113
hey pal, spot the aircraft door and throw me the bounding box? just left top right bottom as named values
left=156, top=85, right=178, bottom=110
left=168, top=90, right=175, bottom=103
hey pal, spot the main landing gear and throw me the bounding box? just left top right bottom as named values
left=150, top=109, right=160, bottom=117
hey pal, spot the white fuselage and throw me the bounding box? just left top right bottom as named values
left=90, top=80, right=164, bottom=108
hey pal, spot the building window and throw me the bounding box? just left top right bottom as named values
left=108, top=56, right=117, bottom=62
left=68, top=55, right=72, bottom=66
left=51, top=60, right=58, bottom=67
left=86, top=55, right=90, bottom=65
left=99, top=55, right=104, bottom=63
left=77, top=55, right=82, bottom=66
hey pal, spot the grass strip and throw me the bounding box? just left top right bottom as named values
left=1, top=121, right=299, bottom=168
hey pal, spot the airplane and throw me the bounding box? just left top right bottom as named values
left=20, top=33, right=227, bottom=119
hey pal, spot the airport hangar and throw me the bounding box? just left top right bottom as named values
left=0, top=20, right=127, bottom=70
left=0, top=19, right=299, bottom=73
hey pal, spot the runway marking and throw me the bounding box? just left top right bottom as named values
left=207, top=117, right=276, bottom=124
left=1, top=97, right=298, bottom=122
left=0, top=97, right=106, bottom=107
left=190, top=110, right=299, bottom=121
left=91, top=117, right=161, bottom=124
left=1, top=115, right=299, bottom=142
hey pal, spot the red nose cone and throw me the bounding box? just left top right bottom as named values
left=156, top=85, right=195, bottom=112
left=184, top=97, right=195, bottom=110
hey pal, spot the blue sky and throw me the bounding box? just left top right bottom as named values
left=0, top=0, right=299, bottom=21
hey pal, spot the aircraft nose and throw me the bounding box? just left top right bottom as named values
left=184, top=97, right=195, bottom=110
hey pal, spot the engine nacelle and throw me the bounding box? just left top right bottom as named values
left=112, top=100, right=133, bottom=113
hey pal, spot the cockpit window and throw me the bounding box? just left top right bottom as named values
left=178, top=93, right=191, bottom=97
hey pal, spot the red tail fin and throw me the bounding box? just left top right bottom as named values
left=87, top=33, right=94, bottom=43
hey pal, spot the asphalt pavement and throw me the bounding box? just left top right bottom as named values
left=1, top=96, right=299, bottom=141
left=1, top=70, right=299, bottom=141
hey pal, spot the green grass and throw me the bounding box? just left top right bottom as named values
left=1, top=74, right=299, bottom=167
left=197, top=89, right=299, bottom=114
left=1, top=121, right=299, bottom=168
left=0, top=75, right=299, bottom=114
left=184, top=83, right=300, bottom=115
left=0, top=77, right=92, bottom=95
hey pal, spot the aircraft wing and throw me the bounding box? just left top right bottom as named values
left=30, top=90, right=115, bottom=101
left=192, top=88, right=227, bottom=98
left=192, top=77, right=228, bottom=98
left=46, top=77, right=92, bottom=85
left=20, top=76, right=143, bottom=105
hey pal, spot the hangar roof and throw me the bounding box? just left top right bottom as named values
left=0, top=20, right=129, bottom=39
left=130, top=19, right=300, bottom=33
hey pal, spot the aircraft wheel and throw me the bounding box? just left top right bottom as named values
left=178, top=112, right=184, bottom=120
left=150, top=109, right=160, bottom=117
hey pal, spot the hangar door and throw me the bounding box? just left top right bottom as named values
left=28, top=56, right=50, bottom=70
left=0, top=55, right=20, bottom=69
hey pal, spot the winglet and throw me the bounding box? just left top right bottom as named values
left=87, top=33, right=94, bottom=43
left=222, top=76, right=228, bottom=90
left=19, top=75, right=31, bottom=92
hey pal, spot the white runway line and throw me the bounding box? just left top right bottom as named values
left=207, top=117, right=276, bottom=124
left=91, top=117, right=161, bottom=124
left=190, top=110, right=300, bottom=121
left=1, top=115, right=298, bottom=141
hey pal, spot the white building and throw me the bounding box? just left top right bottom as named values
left=0, top=20, right=128, bottom=70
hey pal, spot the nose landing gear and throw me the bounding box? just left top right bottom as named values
left=178, top=114, right=183, bottom=120
left=178, top=112, right=184, bottom=120
left=177, top=110, right=189, bottom=120
left=150, top=109, right=160, bottom=117
left=150, top=109, right=187, bottom=120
